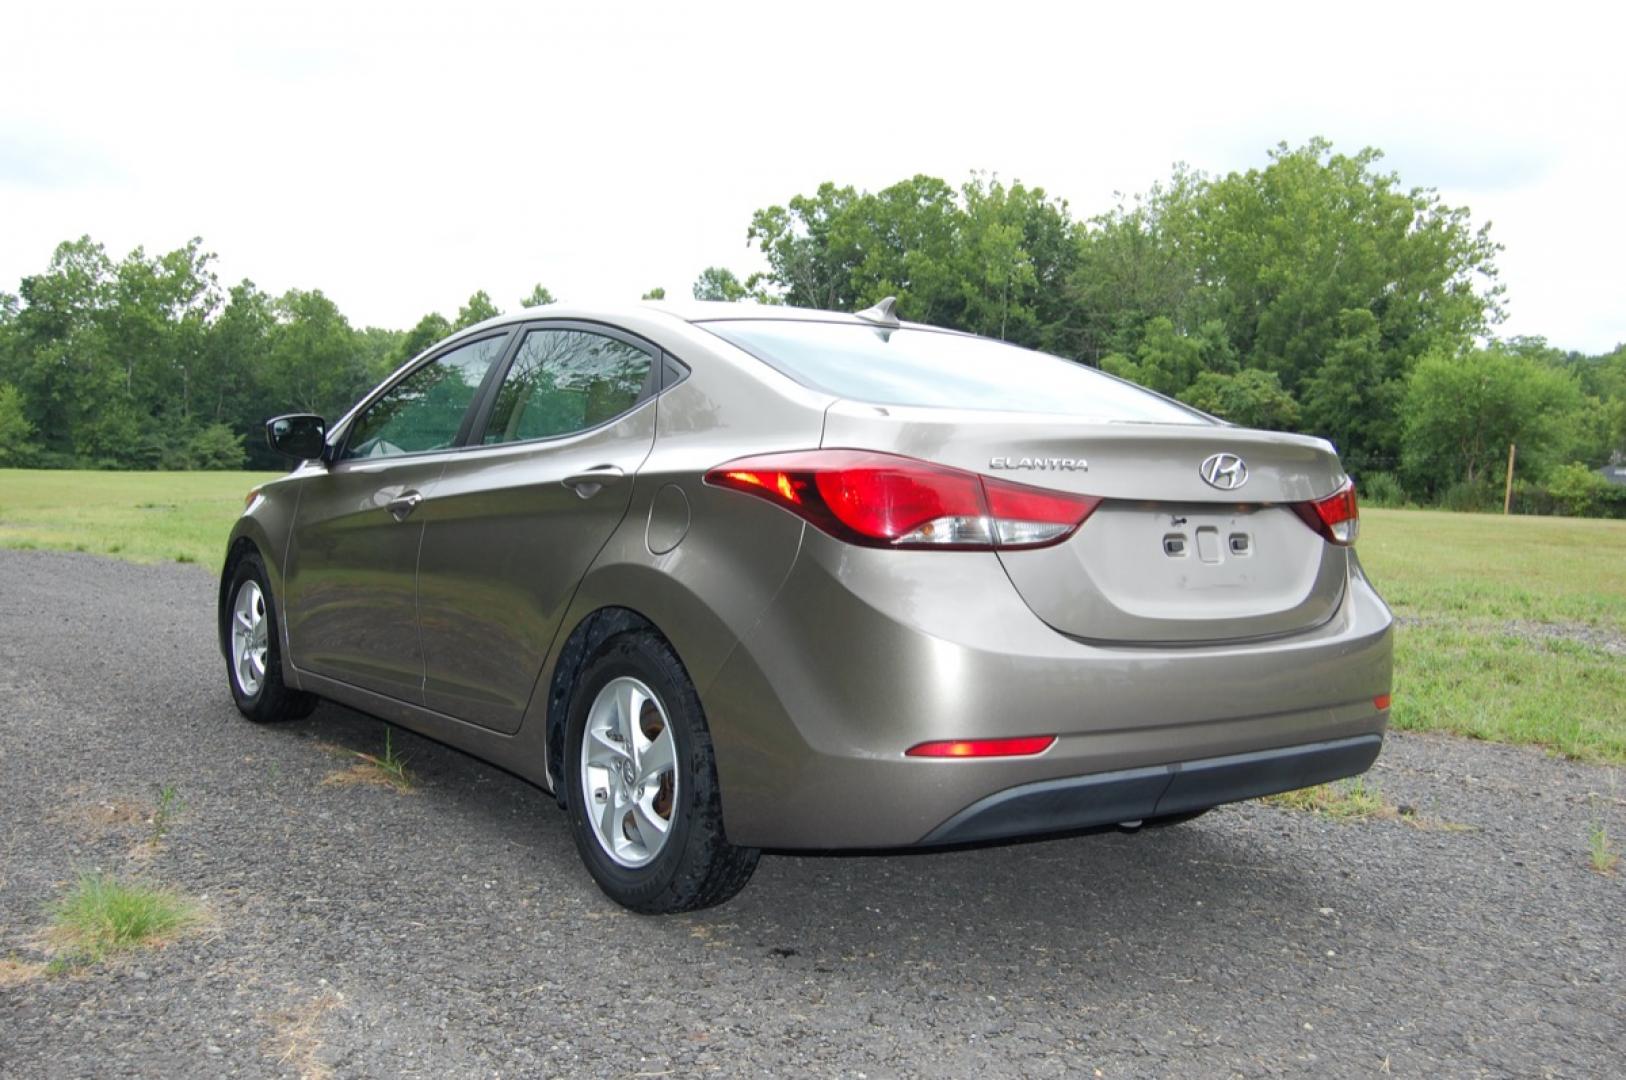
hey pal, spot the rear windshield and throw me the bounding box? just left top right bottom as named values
left=701, top=320, right=1206, bottom=422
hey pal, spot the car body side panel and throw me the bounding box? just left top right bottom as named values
left=232, top=315, right=831, bottom=796
left=281, top=454, right=458, bottom=702
left=414, top=402, right=658, bottom=733
left=701, top=529, right=1392, bottom=848
left=520, top=351, right=830, bottom=789
left=295, top=666, right=556, bottom=787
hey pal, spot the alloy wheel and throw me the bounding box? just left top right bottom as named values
left=230, top=579, right=269, bottom=698
left=579, top=676, right=679, bottom=868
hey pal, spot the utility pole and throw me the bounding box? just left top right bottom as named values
left=1503, top=442, right=1517, bottom=514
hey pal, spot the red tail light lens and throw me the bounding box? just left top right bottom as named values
left=705, top=450, right=1100, bottom=550
left=906, top=735, right=1057, bottom=758
left=1291, top=480, right=1359, bottom=546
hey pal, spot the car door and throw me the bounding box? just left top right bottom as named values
left=282, top=331, right=512, bottom=702
left=414, top=323, right=661, bottom=732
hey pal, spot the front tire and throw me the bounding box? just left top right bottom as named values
left=224, top=553, right=317, bottom=723
left=564, top=631, right=758, bottom=913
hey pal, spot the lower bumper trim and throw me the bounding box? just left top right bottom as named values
left=917, top=733, right=1383, bottom=846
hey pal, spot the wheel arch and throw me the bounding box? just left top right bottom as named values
left=217, top=532, right=264, bottom=660
left=544, top=606, right=672, bottom=807
left=217, top=514, right=290, bottom=678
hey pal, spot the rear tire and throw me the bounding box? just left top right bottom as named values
left=564, top=630, right=759, bottom=913
left=224, top=553, right=317, bottom=724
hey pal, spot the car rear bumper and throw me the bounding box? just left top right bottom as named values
left=919, top=733, right=1382, bottom=845
left=700, top=532, right=1393, bottom=850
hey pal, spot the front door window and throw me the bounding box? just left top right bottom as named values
left=344, top=335, right=509, bottom=459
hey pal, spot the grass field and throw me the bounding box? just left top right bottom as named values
left=0, top=469, right=279, bottom=567
left=1359, top=508, right=1626, bottom=764
left=2, top=470, right=1623, bottom=763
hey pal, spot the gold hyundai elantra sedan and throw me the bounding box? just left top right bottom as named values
left=219, top=299, right=1392, bottom=912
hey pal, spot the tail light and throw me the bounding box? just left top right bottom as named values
left=1291, top=480, right=1359, bottom=546
left=704, top=450, right=1100, bottom=550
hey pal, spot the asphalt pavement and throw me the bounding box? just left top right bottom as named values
left=0, top=548, right=1621, bottom=1078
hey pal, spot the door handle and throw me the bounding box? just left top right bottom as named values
left=387, top=490, right=423, bottom=521
left=562, top=466, right=625, bottom=499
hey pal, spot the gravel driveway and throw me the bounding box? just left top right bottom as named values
left=1, top=548, right=1621, bottom=1078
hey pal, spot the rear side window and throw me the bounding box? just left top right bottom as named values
left=342, top=335, right=508, bottom=459
left=482, top=328, right=655, bottom=445
left=702, top=320, right=1206, bottom=422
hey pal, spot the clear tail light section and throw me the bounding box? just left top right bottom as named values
left=1291, top=480, right=1360, bottom=546
left=704, top=450, right=1101, bottom=551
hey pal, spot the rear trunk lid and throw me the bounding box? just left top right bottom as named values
left=822, top=400, right=1351, bottom=645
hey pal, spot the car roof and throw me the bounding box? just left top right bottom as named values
left=451, top=299, right=950, bottom=338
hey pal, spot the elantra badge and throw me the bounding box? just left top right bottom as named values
left=989, top=456, right=1088, bottom=471
left=1199, top=452, right=1248, bottom=491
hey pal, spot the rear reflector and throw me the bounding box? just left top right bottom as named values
left=1374, top=693, right=1391, bottom=710
left=906, top=735, right=1057, bottom=758
left=705, top=450, right=1100, bottom=551
left=1291, top=480, right=1360, bottom=546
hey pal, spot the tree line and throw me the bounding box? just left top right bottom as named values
left=1, top=139, right=1622, bottom=513
left=693, top=141, right=1624, bottom=514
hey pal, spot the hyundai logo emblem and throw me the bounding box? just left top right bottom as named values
left=1199, top=452, right=1249, bottom=491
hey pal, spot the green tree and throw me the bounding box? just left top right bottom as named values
left=1099, top=316, right=1205, bottom=396
left=454, top=290, right=501, bottom=330
left=0, top=382, right=34, bottom=465
left=399, top=312, right=452, bottom=364
left=186, top=422, right=246, bottom=469
left=10, top=237, right=118, bottom=461
left=743, top=173, right=1078, bottom=344
left=1177, top=369, right=1301, bottom=430
left=520, top=284, right=556, bottom=308
left=1401, top=347, right=1584, bottom=496
left=1545, top=462, right=1615, bottom=517
left=266, top=289, right=367, bottom=418
left=692, top=266, right=749, bottom=302
left=356, top=325, right=407, bottom=384
left=747, top=182, right=865, bottom=310
left=841, top=175, right=963, bottom=324
left=104, top=238, right=219, bottom=425
left=1195, top=140, right=1502, bottom=392
left=1298, top=308, right=1406, bottom=471
left=1567, top=342, right=1626, bottom=458
left=1070, top=167, right=1208, bottom=363
left=199, top=280, right=272, bottom=428
left=953, top=176, right=1079, bottom=350
left=640, top=286, right=666, bottom=300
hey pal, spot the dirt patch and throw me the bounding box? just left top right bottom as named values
left=263, top=989, right=344, bottom=1080
left=53, top=798, right=148, bottom=832
left=0, top=958, right=47, bottom=987
left=1395, top=614, right=1626, bottom=656
left=1501, top=619, right=1626, bottom=656
left=321, top=762, right=415, bottom=794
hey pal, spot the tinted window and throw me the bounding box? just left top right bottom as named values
left=343, top=335, right=507, bottom=459
left=482, top=329, right=653, bottom=445
left=703, top=321, right=1206, bottom=423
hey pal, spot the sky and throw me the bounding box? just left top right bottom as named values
left=3, top=0, right=1622, bottom=353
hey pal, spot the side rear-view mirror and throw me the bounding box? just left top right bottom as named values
left=266, top=414, right=328, bottom=461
